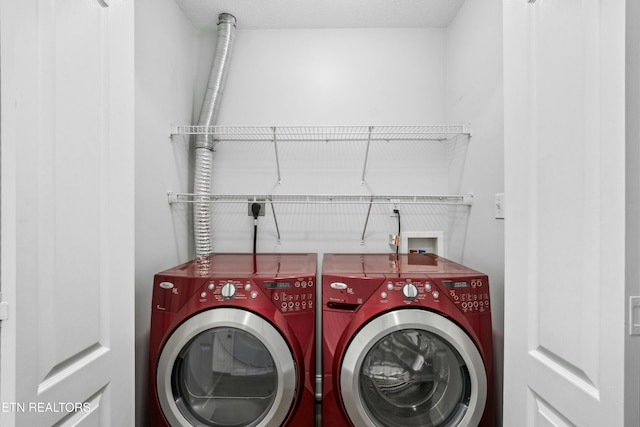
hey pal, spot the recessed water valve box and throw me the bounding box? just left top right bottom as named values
left=400, top=231, right=444, bottom=256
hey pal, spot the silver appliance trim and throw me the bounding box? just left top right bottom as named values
left=156, top=307, right=297, bottom=427
left=340, top=309, right=487, bottom=427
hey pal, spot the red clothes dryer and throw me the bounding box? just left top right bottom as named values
left=322, top=253, right=494, bottom=427
left=148, top=253, right=317, bottom=427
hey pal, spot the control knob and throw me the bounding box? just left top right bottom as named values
left=221, top=283, right=236, bottom=299
left=402, top=283, right=419, bottom=301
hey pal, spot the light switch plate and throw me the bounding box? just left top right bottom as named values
left=495, top=193, right=505, bottom=219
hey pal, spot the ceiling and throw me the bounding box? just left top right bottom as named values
left=173, top=0, right=467, bottom=30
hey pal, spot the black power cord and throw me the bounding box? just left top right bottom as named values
left=251, top=203, right=261, bottom=254
left=393, top=208, right=401, bottom=255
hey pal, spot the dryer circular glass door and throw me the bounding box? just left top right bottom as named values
left=340, top=309, right=487, bottom=427
left=157, top=308, right=297, bottom=427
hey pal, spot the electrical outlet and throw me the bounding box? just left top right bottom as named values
left=248, top=200, right=266, bottom=217
left=495, top=193, right=505, bottom=219
left=390, top=199, right=401, bottom=214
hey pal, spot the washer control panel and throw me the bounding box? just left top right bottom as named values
left=381, top=279, right=436, bottom=305
left=438, top=277, right=490, bottom=314
left=378, top=276, right=490, bottom=314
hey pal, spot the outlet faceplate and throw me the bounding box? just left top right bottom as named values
left=248, top=200, right=266, bottom=217
left=390, top=199, right=401, bottom=214
left=495, top=193, right=505, bottom=219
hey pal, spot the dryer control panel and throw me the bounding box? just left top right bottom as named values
left=434, top=276, right=490, bottom=314
left=257, top=277, right=315, bottom=313
left=199, top=277, right=316, bottom=313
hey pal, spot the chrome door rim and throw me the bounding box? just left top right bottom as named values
left=340, top=309, right=487, bottom=427
left=157, top=308, right=297, bottom=427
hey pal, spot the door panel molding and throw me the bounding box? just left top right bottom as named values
left=51, top=386, right=107, bottom=427
left=529, top=348, right=599, bottom=399
left=529, top=391, right=576, bottom=427
left=38, top=344, right=109, bottom=395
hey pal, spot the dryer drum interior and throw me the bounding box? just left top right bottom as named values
left=157, top=308, right=298, bottom=427
left=172, top=328, right=277, bottom=426
left=340, top=309, right=487, bottom=427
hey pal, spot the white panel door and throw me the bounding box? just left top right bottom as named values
left=0, top=0, right=134, bottom=426
left=504, top=0, right=628, bottom=426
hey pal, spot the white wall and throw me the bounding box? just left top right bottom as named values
left=135, top=4, right=504, bottom=425
left=134, top=0, right=199, bottom=425
left=217, top=29, right=447, bottom=125
left=194, top=27, right=459, bottom=256
left=446, top=0, right=504, bottom=424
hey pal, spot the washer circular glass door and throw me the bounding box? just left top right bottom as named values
left=157, top=308, right=297, bottom=427
left=340, top=309, right=487, bottom=427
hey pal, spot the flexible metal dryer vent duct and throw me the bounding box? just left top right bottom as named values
left=194, top=13, right=236, bottom=258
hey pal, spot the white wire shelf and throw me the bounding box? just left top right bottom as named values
left=167, top=193, right=474, bottom=206
left=168, top=192, right=473, bottom=243
left=169, top=124, right=471, bottom=141
left=170, top=124, right=472, bottom=184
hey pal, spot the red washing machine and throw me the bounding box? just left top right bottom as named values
left=148, top=253, right=317, bottom=427
left=322, top=253, right=494, bottom=427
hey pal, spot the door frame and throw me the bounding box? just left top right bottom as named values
left=626, top=1, right=640, bottom=425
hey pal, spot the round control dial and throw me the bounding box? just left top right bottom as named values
left=221, top=283, right=236, bottom=299
left=402, top=283, right=419, bottom=300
